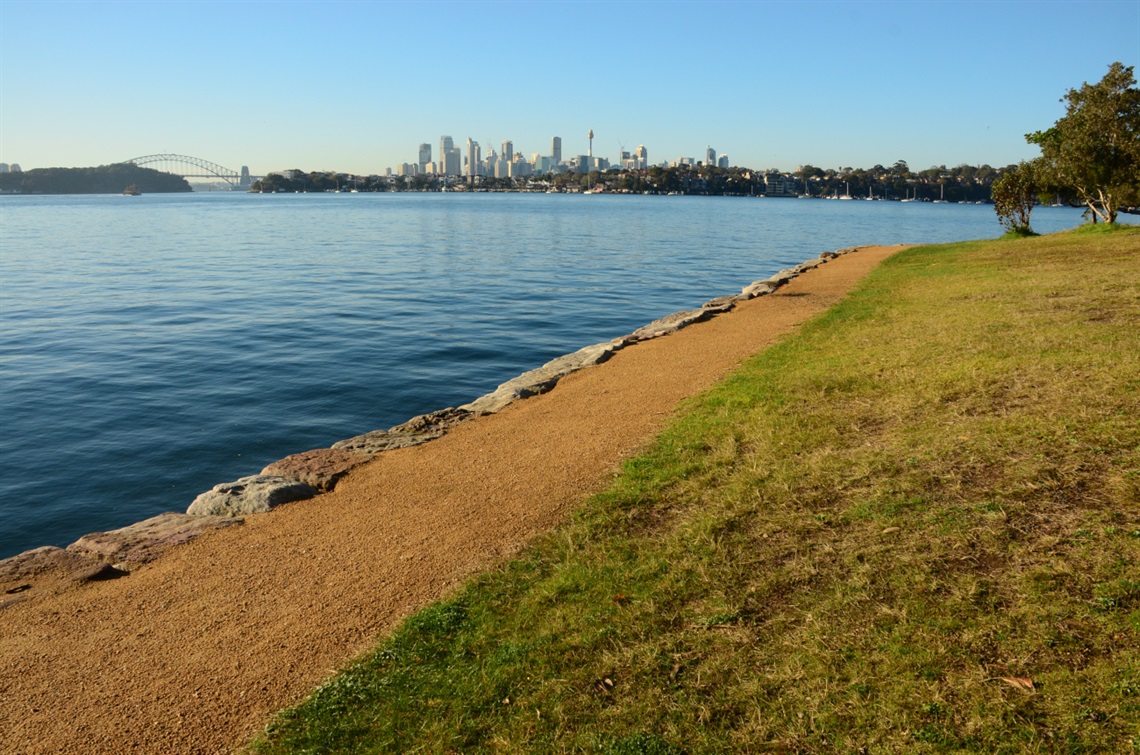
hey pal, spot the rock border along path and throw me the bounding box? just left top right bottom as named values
left=0, top=245, right=905, bottom=754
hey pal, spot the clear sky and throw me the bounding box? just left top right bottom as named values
left=1, top=0, right=1137, bottom=176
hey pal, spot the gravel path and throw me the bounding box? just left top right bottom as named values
left=0, top=246, right=903, bottom=754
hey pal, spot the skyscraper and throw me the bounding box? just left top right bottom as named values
left=466, top=138, right=481, bottom=177
left=502, top=140, right=513, bottom=164
left=440, top=136, right=460, bottom=176
left=635, top=145, right=648, bottom=170
left=418, top=143, right=431, bottom=173
left=552, top=136, right=562, bottom=165
left=706, top=146, right=716, bottom=167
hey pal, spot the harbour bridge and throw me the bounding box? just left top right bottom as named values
left=123, top=154, right=261, bottom=188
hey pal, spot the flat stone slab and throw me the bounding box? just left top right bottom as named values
left=67, top=512, right=243, bottom=567
left=702, top=294, right=742, bottom=311
left=461, top=341, right=623, bottom=415
left=332, top=428, right=445, bottom=453
left=261, top=447, right=371, bottom=492
left=333, top=408, right=476, bottom=454
left=1, top=546, right=99, bottom=592
left=631, top=308, right=712, bottom=339
left=763, top=267, right=802, bottom=286
left=187, top=475, right=316, bottom=517
left=390, top=407, right=474, bottom=434
left=741, top=281, right=778, bottom=298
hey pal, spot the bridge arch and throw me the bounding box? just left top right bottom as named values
left=124, top=154, right=250, bottom=186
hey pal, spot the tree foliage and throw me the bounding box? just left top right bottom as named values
left=1027, top=62, right=1140, bottom=224
left=991, top=160, right=1039, bottom=235
left=0, top=163, right=191, bottom=194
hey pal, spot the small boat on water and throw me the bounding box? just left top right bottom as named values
left=122, top=185, right=141, bottom=196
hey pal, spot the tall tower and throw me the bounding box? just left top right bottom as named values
left=588, top=129, right=594, bottom=158
left=440, top=136, right=461, bottom=176
left=502, top=140, right=513, bottom=164
left=418, top=143, right=431, bottom=173
left=466, top=138, right=481, bottom=177
left=706, top=146, right=716, bottom=167
left=552, top=136, right=562, bottom=165
left=440, top=136, right=453, bottom=175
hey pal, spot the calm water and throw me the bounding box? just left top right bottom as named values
left=0, top=193, right=1092, bottom=557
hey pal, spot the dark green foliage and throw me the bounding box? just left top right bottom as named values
left=0, top=163, right=191, bottom=194
left=992, top=160, right=1040, bottom=235
left=1028, top=62, right=1140, bottom=224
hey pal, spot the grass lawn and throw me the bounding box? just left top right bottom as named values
left=251, top=226, right=1140, bottom=754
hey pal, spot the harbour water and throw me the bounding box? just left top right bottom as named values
left=0, top=193, right=1094, bottom=557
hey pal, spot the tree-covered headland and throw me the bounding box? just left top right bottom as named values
left=0, top=163, right=191, bottom=194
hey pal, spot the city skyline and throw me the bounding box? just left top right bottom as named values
left=392, top=130, right=663, bottom=178
left=1, top=1, right=1137, bottom=176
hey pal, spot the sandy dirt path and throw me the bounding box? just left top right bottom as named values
left=0, top=246, right=903, bottom=754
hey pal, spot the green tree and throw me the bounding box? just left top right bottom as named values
left=992, top=161, right=1039, bottom=235
left=1027, top=62, right=1140, bottom=224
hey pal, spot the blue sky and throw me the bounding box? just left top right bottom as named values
left=1, top=0, right=1137, bottom=176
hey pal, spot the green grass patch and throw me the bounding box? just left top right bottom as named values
left=251, top=228, right=1140, bottom=753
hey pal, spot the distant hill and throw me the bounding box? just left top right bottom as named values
left=0, top=163, right=192, bottom=194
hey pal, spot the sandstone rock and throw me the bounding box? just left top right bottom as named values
left=763, top=267, right=801, bottom=287
left=460, top=340, right=624, bottom=415
left=390, top=407, right=474, bottom=434
left=701, top=294, right=741, bottom=312
left=540, top=340, right=622, bottom=373
left=334, top=408, right=477, bottom=454
left=70, top=561, right=127, bottom=583
left=332, top=428, right=445, bottom=453
left=1, top=546, right=97, bottom=592
left=630, top=309, right=712, bottom=340
left=68, top=512, right=243, bottom=565
left=741, top=281, right=777, bottom=299
left=794, top=257, right=824, bottom=272
left=820, top=250, right=840, bottom=260
left=261, top=447, right=371, bottom=491
left=187, top=476, right=316, bottom=517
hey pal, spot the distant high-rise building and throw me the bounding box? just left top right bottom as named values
left=634, top=145, right=648, bottom=170
left=437, top=136, right=461, bottom=176
left=552, top=136, right=562, bottom=165
left=0, top=163, right=9, bottom=173
left=9, top=163, right=21, bottom=173
left=588, top=129, right=594, bottom=158
left=418, top=143, right=431, bottom=173
left=718, top=155, right=729, bottom=169
left=706, top=146, right=716, bottom=167
left=502, top=140, right=513, bottom=164
left=466, top=138, right=481, bottom=177
left=440, top=136, right=461, bottom=176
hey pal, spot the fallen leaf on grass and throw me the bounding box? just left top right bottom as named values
left=999, top=677, right=1036, bottom=692
left=592, top=678, right=616, bottom=695
left=880, top=527, right=901, bottom=535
